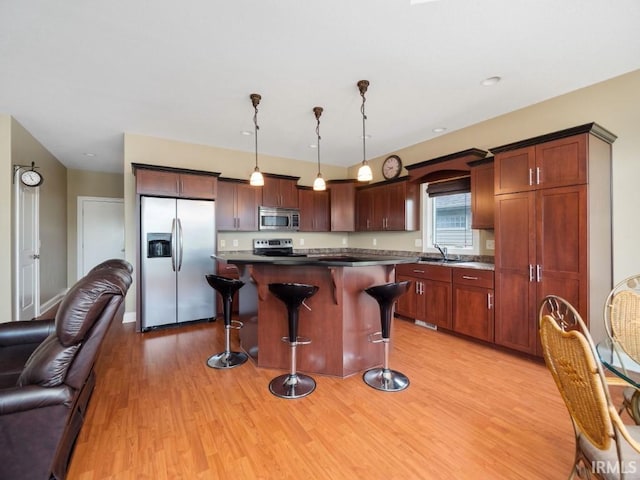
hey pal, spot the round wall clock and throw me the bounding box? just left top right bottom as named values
left=20, top=167, right=43, bottom=187
left=382, top=155, right=402, bottom=180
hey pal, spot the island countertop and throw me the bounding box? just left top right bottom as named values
left=213, top=253, right=420, bottom=267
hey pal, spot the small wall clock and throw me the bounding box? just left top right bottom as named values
left=20, top=163, right=44, bottom=187
left=382, top=155, right=402, bottom=180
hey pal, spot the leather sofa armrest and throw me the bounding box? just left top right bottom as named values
left=0, top=384, right=73, bottom=415
left=0, top=320, right=55, bottom=347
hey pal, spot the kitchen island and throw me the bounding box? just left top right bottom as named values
left=213, top=253, right=418, bottom=377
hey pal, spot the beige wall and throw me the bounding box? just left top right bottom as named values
left=9, top=118, right=68, bottom=319
left=122, top=69, right=640, bottom=317
left=0, top=115, right=12, bottom=321
left=66, top=169, right=124, bottom=285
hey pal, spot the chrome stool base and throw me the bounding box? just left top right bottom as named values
left=207, top=350, right=248, bottom=369
left=269, top=373, right=316, bottom=399
left=363, top=368, right=410, bottom=392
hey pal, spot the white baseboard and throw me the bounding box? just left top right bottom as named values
left=122, top=311, right=136, bottom=324
left=39, top=290, right=67, bottom=316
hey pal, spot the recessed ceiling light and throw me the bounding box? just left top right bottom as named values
left=240, top=130, right=253, bottom=136
left=410, top=0, right=441, bottom=4
left=432, top=127, right=447, bottom=133
left=309, top=144, right=318, bottom=149
left=83, top=152, right=96, bottom=157
left=481, top=76, right=501, bottom=86
left=360, top=134, right=372, bottom=140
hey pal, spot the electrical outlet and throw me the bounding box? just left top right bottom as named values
left=232, top=239, right=239, bottom=247
left=299, top=238, right=305, bottom=246
left=372, top=238, right=377, bottom=246
left=220, top=239, right=226, bottom=248
left=486, top=239, right=495, bottom=250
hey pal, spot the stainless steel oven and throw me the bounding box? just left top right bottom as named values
left=258, top=206, right=300, bottom=231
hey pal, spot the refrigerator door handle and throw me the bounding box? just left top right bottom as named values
left=171, top=218, right=177, bottom=272
left=177, top=218, right=184, bottom=271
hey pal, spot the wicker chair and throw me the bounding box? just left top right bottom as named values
left=539, top=295, right=640, bottom=479
left=604, top=275, right=640, bottom=423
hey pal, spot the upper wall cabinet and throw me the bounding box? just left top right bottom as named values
left=328, top=180, right=357, bottom=232
left=469, top=158, right=494, bottom=229
left=262, top=174, right=300, bottom=208
left=217, top=178, right=261, bottom=231
left=298, top=187, right=330, bottom=232
left=133, top=164, right=219, bottom=200
left=355, top=178, right=419, bottom=232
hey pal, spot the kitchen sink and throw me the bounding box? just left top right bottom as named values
left=419, top=256, right=467, bottom=263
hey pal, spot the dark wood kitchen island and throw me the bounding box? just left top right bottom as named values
left=213, top=254, right=417, bottom=377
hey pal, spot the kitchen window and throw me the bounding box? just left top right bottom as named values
left=422, top=183, right=479, bottom=255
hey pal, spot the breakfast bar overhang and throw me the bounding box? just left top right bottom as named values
left=214, top=254, right=418, bottom=377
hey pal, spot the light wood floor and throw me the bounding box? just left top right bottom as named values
left=68, top=316, right=578, bottom=479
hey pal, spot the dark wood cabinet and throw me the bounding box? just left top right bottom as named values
left=452, top=268, right=494, bottom=342
left=470, top=159, right=494, bottom=229
left=133, top=164, right=218, bottom=199
left=298, top=187, right=330, bottom=232
left=356, top=179, right=419, bottom=231
left=217, top=178, right=260, bottom=231
left=328, top=180, right=356, bottom=232
left=491, top=124, right=616, bottom=356
left=494, top=134, right=588, bottom=195
left=262, top=174, right=299, bottom=208
left=395, top=264, right=452, bottom=329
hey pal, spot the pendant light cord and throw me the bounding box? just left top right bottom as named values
left=358, top=80, right=369, bottom=164
left=316, top=112, right=321, bottom=174
left=253, top=103, right=260, bottom=169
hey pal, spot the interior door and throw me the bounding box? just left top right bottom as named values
left=77, top=196, right=125, bottom=278
left=14, top=178, right=40, bottom=321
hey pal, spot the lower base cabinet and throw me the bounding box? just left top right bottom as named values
left=452, top=269, right=494, bottom=342
left=396, top=264, right=452, bottom=329
left=396, top=264, right=496, bottom=344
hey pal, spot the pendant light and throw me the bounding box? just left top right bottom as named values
left=312, top=106, right=326, bottom=191
left=356, top=79, right=373, bottom=182
left=249, top=93, right=264, bottom=186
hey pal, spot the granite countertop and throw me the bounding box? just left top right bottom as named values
left=213, top=252, right=495, bottom=270
left=213, top=253, right=420, bottom=267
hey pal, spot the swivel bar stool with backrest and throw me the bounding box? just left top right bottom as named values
left=205, top=274, right=248, bottom=369
left=363, top=281, right=412, bottom=392
left=268, top=282, right=319, bottom=399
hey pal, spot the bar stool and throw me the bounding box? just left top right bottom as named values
left=205, top=274, right=248, bottom=369
left=268, top=282, right=319, bottom=399
left=363, top=281, right=411, bottom=392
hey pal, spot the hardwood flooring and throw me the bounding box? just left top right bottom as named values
left=68, top=316, right=578, bottom=479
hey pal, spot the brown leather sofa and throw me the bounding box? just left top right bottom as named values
left=0, top=259, right=133, bottom=480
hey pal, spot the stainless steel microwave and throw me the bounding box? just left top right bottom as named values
left=258, top=206, right=300, bottom=231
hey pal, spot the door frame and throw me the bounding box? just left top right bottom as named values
left=76, top=196, right=125, bottom=279
left=13, top=168, right=40, bottom=321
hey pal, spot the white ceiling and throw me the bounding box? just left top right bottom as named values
left=1, top=0, right=639, bottom=174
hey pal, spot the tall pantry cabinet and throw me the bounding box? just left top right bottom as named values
left=491, top=123, right=616, bottom=356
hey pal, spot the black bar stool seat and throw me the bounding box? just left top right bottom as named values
left=363, top=281, right=411, bottom=392
left=205, top=274, right=247, bottom=369
left=268, top=282, right=319, bottom=399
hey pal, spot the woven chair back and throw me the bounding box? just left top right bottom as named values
left=609, top=289, right=640, bottom=363
left=540, top=313, right=614, bottom=450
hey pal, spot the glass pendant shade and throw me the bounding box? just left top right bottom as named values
left=357, top=162, right=373, bottom=182
left=249, top=167, right=264, bottom=186
left=313, top=173, right=326, bottom=191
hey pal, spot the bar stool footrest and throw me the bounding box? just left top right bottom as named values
left=367, top=331, right=386, bottom=344
left=280, top=336, right=312, bottom=346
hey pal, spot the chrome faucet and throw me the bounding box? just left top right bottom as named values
left=434, top=243, right=448, bottom=261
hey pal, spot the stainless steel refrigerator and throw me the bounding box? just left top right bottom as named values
left=140, top=196, right=216, bottom=330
